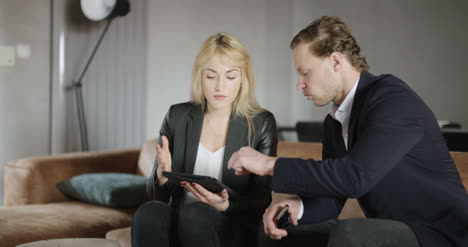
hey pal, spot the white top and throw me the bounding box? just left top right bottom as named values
left=297, top=77, right=360, bottom=220
left=184, top=143, right=225, bottom=205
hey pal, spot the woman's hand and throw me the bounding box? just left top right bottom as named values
left=182, top=182, right=230, bottom=212
left=156, top=135, right=172, bottom=186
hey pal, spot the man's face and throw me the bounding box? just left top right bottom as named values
left=293, top=42, right=340, bottom=106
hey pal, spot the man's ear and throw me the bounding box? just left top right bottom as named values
left=329, top=52, right=344, bottom=72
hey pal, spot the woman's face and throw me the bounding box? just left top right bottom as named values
left=202, top=53, right=242, bottom=111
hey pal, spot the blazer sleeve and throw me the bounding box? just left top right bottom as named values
left=225, top=112, right=278, bottom=215
left=146, top=106, right=176, bottom=202
left=273, top=82, right=425, bottom=199
left=298, top=196, right=344, bottom=224
left=296, top=117, right=345, bottom=224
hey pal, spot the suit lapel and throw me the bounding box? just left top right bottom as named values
left=184, top=104, right=204, bottom=174
left=325, top=114, right=348, bottom=157
left=347, top=71, right=375, bottom=149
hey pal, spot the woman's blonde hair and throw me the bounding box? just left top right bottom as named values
left=191, top=32, right=264, bottom=144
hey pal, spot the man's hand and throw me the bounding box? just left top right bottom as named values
left=182, top=182, right=230, bottom=212
left=227, top=146, right=277, bottom=176
left=263, top=192, right=302, bottom=240
left=156, top=136, right=172, bottom=186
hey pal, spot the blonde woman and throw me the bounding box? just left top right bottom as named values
left=132, top=33, right=277, bottom=247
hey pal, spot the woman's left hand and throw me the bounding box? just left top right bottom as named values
left=181, top=182, right=230, bottom=212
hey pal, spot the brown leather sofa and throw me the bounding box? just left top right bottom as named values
left=1, top=139, right=467, bottom=247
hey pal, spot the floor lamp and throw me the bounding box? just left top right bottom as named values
left=70, top=0, right=130, bottom=151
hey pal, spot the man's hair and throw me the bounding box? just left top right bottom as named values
left=290, top=16, right=369, bottom=72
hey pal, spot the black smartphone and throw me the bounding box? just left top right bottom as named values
left=275, top=205, right=290, bottom=229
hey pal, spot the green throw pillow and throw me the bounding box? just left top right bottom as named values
left=57, top=173, right=148, bottom=209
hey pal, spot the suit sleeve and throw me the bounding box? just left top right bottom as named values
left=273, top=83, right=424, bottom=199
left=225, top=112, right=278, bottom=215
left=146, top=106, right=176, bottom=202
left=298, top=118, right=345, bottom=224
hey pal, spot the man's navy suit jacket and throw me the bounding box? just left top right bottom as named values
left=273, top=71, right=468, bottom=247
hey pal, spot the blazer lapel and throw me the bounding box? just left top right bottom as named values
left=347, top=71, right=375, bottom=149
left=184, top=104, right=204, bottom=174
left=222, top=115, right=248, bottom=187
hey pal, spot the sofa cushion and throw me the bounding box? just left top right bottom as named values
left=4, top=150, right=140, bottom=206
left=451, top=151, right=468, bottom=189
left=57, top=173, right=148, bottom=209
left=137, top=139, right=157, bottom=178
left=106, top=227, right=131, bottom=247
left=277, top=141, right=323, bottom=159
left=0, top=201, right=134, bottom=247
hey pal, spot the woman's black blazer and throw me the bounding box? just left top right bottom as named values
left=146, top=102, right=278, bottom=214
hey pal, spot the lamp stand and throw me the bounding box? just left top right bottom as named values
left=68, top=18, right=113, bottom=151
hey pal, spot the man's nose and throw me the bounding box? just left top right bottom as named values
left=296, top=78, right=306, bottom=91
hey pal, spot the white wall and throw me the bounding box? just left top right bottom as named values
left=146, top=0, right=298, bottom=139
left=51, top=0, right=147, bottom=153
left=297, top=0, right=468, bottom=127
left=147, top=0, right=468, bottom=139
left=0, top=0, right=51, bottom=205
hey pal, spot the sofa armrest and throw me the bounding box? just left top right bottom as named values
left=4, top=149, right=140, bottom=206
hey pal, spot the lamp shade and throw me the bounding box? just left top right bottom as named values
left=81, top=0, right=130, bottom=21
left=81, top=0, right=116, bottom=21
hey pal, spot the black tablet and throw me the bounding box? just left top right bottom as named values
left=162, top=171, right=234, bottom=195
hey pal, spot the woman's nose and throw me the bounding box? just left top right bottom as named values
left=215, top=78, right=225, bottom=91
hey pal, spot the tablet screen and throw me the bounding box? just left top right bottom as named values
left=162, top=171, right=233, bottom=194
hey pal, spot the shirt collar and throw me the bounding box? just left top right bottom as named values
left=330, top=76, right=360, bottom=121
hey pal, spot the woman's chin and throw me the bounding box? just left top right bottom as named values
left=206, top=101, right=232, bottom=111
